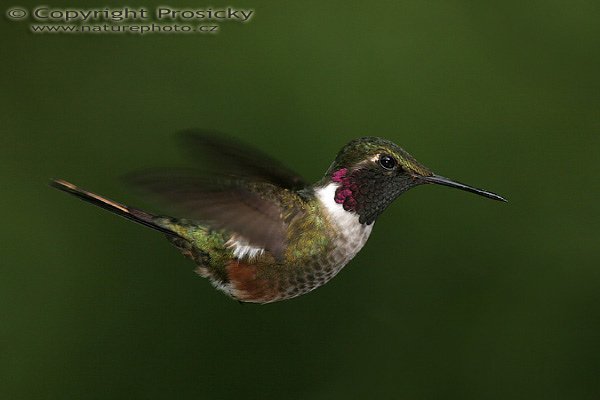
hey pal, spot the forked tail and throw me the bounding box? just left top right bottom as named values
left=50, top=179, right=178, bottom=236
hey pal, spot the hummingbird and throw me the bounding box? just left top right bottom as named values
left=51, top=132, right=506, bottom=304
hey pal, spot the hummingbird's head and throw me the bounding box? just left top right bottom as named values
left=321, top=137, right=506, bottom=225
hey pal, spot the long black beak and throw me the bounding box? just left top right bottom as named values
left=422, top=175, right=507, bottom=202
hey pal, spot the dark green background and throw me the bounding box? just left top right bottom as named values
left=2, top=1, right=599, bottom=399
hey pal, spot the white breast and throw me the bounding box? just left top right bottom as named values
left=315, top=183, right=374, bottom=262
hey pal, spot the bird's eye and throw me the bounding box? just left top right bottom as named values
left=378, top=154, right=397, bottom=170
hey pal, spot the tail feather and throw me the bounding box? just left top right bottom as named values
left=50, top=179, right=178, bottom=236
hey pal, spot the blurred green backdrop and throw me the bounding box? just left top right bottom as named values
left=1, top=1, right=599, bottom=399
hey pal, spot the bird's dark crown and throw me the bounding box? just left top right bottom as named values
left=320, top=137, right=433, bottom=225
left=327, top=137, right=432, bottom=176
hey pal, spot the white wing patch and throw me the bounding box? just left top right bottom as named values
left=226, top=234, right=265, bottom=260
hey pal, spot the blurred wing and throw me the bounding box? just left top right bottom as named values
left=178, top=130, right=307, bottom=191
left=125, top=169, right=301, bottom=259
